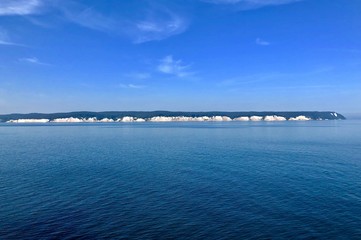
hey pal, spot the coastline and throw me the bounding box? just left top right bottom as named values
left=4, top=114, right=343, bottom=123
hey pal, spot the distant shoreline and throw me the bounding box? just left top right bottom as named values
left=0, top=111, right=346, bottom=123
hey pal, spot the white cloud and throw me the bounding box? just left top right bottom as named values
left=158, top=55, right=192, bottom=77
left=203, top=0, right=302, bottom=9
left=256, top=38, right=270, bottom=46
left=19, top=57, right=50, bottom=66
left=0, top=0, right=43, bottom=16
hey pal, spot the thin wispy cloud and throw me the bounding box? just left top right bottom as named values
left=256, top=38, right=270, bottom=46
left=56, top=2, right=188, bottom=44
left=0, top=38, right=19, bottom=46
left=118, top=83, right=146, bottom=89
left=203, top=0, right=303, bottom=9
left=158, top=55, right=192, bottom=78
left=0, top=0, right=43, bottom=16
left=133, top=10, right=188, bottom=43
left=124, top=72, right=151, bottom=80
left=1, top=1, right=189, bottom=44
left=59, top=4, right=116, bottom=32
left=19, top=57, right=51, bottom=66
left=0, top=28, right=24, bottom=47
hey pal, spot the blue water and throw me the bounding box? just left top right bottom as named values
left=1, top=121, right=361, bottom=239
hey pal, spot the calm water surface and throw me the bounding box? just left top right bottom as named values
left=0, top=121, right=361, bottom=239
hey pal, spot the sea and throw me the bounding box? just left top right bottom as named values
left=1, top=121, right=360, bottom=239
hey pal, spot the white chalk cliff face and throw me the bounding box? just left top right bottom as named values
left=250, top=116, right=263, bottom=121
left=289, top=116, right=311, bottom=121
left=210, top=116, right=232, bottom=121
left=118, top=116, right=135, bottom=122
left=264, top=115, right=287, bottom=121
left=7, top=119, right=50, bottom=123
left=5, top=115, right=329, bottom=123
left=52, top=117, right=83, bottom=123
left=117, top=117, right=146, bottom=122
left=83, top=117, right=97, bottom=122
left=99, top=118, right=114, bottom=122
left=234, top=117, right=250, bottom=121
left=149, top=116, right=173, bottom=122
left=135, top=118, right=146, bottom=122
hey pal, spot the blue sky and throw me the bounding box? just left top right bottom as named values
left=0, top=0, right=360, bottom=114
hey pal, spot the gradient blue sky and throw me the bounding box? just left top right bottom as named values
left=0, top=0, right=360, bottom=114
